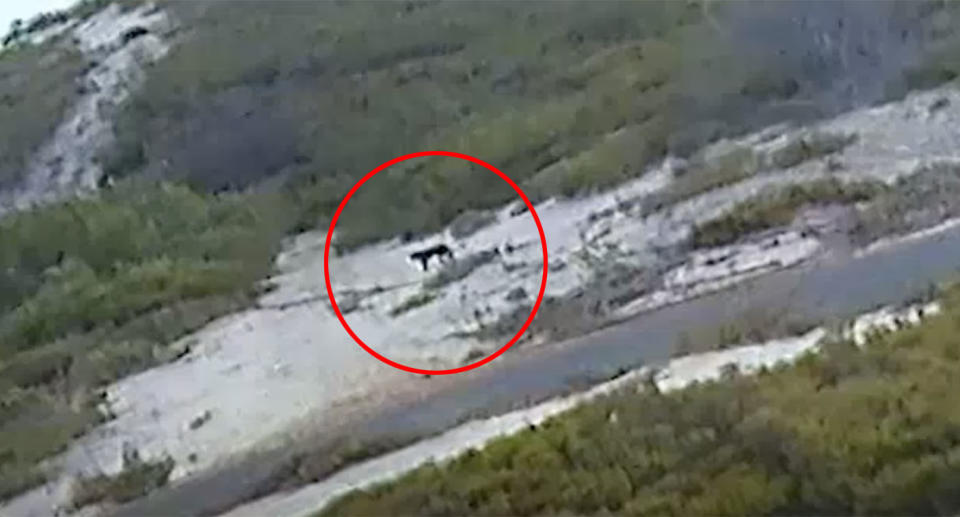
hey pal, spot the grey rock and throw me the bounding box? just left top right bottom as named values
left=505, top=287, right=528, bottom=302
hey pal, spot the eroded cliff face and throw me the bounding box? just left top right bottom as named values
left=0, top=2, right=172, bottom=215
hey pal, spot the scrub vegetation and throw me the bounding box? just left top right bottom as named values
left=0, top=38, right=85, bottom=187
left=320, top=285, right=960, bottom=517
left=103, top=0, right=960, bottom=248
left=691, top=178, right=886, bottom=248
left=4, top=0, right=960, bottom=504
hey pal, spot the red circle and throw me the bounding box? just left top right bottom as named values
left=323, top=151, right=548, bottom=375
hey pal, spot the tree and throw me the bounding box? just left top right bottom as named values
left=2, top=19, right=23, bottom=47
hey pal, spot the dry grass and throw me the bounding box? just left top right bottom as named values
left=389, top=291, right=438, bottom=318
left=0, top=38, right=85, bottom=187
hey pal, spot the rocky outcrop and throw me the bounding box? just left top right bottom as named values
left=0, top=3, right=173, bottom=215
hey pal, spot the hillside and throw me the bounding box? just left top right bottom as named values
left=3, top=1, right=960, bottom=515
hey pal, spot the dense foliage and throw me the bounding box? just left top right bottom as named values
left=322, top=287, right=960, bottom=516
left=0, top=181, right=292, bottom=499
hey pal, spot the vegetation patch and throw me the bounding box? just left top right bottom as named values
left=70, top=454, right=175, bottom=509
left=0, top=390, right=103, bottom=501
left=232, top=432, right=428, bottom=512
left=525, top=123, right=670, bottom=199
left=691, top=178, right=886, bottom=248
left=464, top=260, right=654, bottom=345
left=389, top=291, right=439, bottom=318
left=762, top=130, right=858, bottom=170
left=0, top=180, right=291, bottom=500
left=319, top=285, right=960, bottom=517
left=5, top=0, right=960, bottom=506
left=640, top=145, right=761, bottom=214
left=851, top=161, right=960, bottom=245
left=108, top=0, right=954, bottom=249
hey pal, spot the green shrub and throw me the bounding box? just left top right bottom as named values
left=0, top=181, right=291, bottom=350
left=764, top=131, right=857, bottom=170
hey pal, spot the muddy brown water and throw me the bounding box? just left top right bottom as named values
left=107, top=224, right=960, bottom=517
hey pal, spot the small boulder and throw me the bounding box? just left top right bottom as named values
left=509, top=203, right=529, bottom=217
left=188, top=410, right=213, bottom=431
left=505, top=287, right=528, bottom=302
left=929, top=97, right=950, bottom=114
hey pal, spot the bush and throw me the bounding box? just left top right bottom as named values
left=70, top=455, right=175, bottom=509
left=0, top=389, right=102, bottom=501
left=851, top=162, right=960, bottom=245
left=526, top=122, right=669, bottom=199
left=691, top=178, right=885, bottom=248
left=763, top=130, right=857, bottom=170
left=0, top=38, right=84, bottom=187
left=640, top=145, right=761, bottom=215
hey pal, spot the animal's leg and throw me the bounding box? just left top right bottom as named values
left=420, top=257, right=429, bottom=271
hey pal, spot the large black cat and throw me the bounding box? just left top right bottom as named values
left=408, top=244, right=454, bottom=272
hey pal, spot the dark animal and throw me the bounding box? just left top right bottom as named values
left=409, top=244, right=454, bottom=272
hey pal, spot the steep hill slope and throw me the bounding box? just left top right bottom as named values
left=4, top=1, right=960, bottom=515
